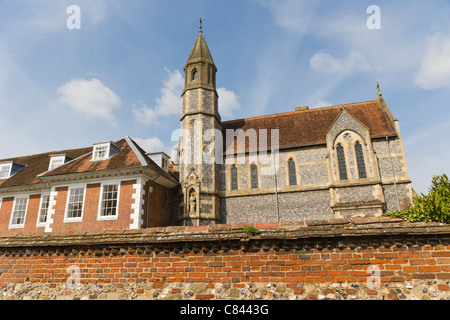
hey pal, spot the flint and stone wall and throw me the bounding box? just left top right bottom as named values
left=0, top=217, right=449, bottom=300
left=218, top=135, right=413, bottom=224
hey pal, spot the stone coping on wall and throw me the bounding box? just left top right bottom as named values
left=0, top=217, right=450, bottom=249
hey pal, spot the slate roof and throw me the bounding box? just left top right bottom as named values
left=0, top=137, right=178, bottom=191
left=222, top=100, right=397, bottom=154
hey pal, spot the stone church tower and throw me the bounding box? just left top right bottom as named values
left=178, top=27, right=222, bottom=226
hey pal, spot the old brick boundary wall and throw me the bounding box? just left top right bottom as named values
left=0, top=217, right=450, bottom=300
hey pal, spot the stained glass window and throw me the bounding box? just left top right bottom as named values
left=288, top=158, right=297, bottom=186
left=355, top=141, right=367, bottom=179
left=231, top=165, right=238, bottom=190
left=251, top=164, right=258, bottom=189
left=337, top=143, right=348, bottom=180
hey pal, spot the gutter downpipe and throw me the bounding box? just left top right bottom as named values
left=272, top=149, right=280, bottom=222
left=386, top=136, right=401, bottom=211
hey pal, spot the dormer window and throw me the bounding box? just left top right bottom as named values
left=146, top=152, right=170, bottom=172
left=94, top=145, right=108, bottom=160
left=92, top=142, right=120, bottom=161
left=0, top=162, right=26, bottom=180
left=48, top=155, right=71, bottom=171
left=0, top=163, right=11, bottom=179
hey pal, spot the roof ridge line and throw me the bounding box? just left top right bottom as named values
left=222, top=100, right=379, bottom=124
left=124, top=136, right=148, bottom=167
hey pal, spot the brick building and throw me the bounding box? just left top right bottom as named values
left=0, top=137, right=178, bottom=233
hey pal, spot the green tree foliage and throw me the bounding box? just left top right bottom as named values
left=384, top=174, right=450, bottom=223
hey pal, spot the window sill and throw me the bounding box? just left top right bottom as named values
left=97, top=215, right=118, bottom=221
left=64, top=218, right=83, bottom=223
left=9, top=224, right=25, bottom=229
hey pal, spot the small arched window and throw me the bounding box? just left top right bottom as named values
left=192, top=69, right=198, bottom=81
left=355, top=141, right=367, bottom=179
left=250, top=164, right=258, bottom=189
left=337, top=143, right=348, bottom=181
left=231, top=165, right=238, bottom=190
left=288, top=158, right=297, bottom=186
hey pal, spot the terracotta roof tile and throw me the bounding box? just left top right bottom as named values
left=0, top=147, right=91, bottom=189
left=40, top=138, right=140, bottom=177
left=0, top=137, right=178, bottom=191
left=222, top=100, right=396, bottom=154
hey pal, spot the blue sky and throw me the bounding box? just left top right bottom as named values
left=0, top=0, right=449, bottom=195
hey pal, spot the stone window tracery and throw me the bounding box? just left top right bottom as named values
left=337, top=143, right=348, bottom=181
left=231, top=165, right=238, bottom=190
left=288, top=158, right=297, bottom=186
left=355, top=141, right=367, bottom=179
left=250, top=163, right=258, bottom=189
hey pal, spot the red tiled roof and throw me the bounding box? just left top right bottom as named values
left=40, top=138, right=140, bottom=177
left=222, top=100, right=396, bottom=154
left=0, top=147, right=91, bottom=189
left=0, top=137, right=178, bottom=191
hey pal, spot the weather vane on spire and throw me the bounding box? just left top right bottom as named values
left=199, top=15, right=205, bottom=31
left=376, top=82, right=382, bottom=97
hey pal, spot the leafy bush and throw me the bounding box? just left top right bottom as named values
left=384, top=174, right=450, bottom=223
left=243, top=226, right=260, bottom=236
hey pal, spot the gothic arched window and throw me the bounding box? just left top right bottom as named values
left=250, top=164, right=258, bottom=189
left=288, top=158, right=297, bottom=186
left=231, top=165, right=238, bottom=190
left=337, top=143, right=348, bottom=181
left=192, top=68, right=198, bottom=81
left=355, top=141, right=367, bottom=179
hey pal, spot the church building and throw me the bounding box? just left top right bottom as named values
left=175, top=27, right=414, bottom=226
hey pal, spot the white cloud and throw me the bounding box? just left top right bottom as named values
left=311, top=100, right=332, bottom=109
left=5, top=0, right=120, bottom=36
left=218, top=87, right=241, bottom=119
left=133, top=137, right=175, bottom=158
left=133, top=69, right=184, bottom=125
left=415, top=33, right=450, bottom=90
left=256, top=0, right=317, bottom=36
left=57, top=78, right=121, bottom=125
left=310, top=50, right=369, bottom=75
left=133, top=68, right=241, bottom=123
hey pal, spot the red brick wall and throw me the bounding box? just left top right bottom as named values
left=0, top=179, right=173, bottom=234
left=145, top=181, right=172, bottom=228
left=0, top=218, right=449, bottom=300
left=25, top=194, right=44, bottom=233
left=50, top=182, right=137, bottom=233
left=0, top=197, right=14, bottom=232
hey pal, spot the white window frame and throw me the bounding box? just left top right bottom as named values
left=0, top=163, right=12, bottom=180
left=92, top=143, right=110, bottom=161
left=97, top=181, right=121, bottom=221
left=36, top=193, right=51, bottom=227
left=64, top=184, right=86, bottom=223
left=9, top=196, right=29, bottom=229
left=48, top=156, right=66, bottom=171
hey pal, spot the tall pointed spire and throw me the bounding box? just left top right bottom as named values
left=182, top=25, right=217, bottom=95
left=179, top=25, right=222, bottom=227
left=185, top=29, right=215, bottom=66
